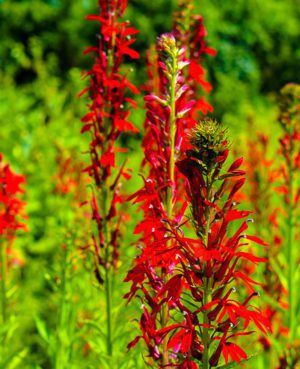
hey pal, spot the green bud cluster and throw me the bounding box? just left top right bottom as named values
left=188, top=119, right=229, bottom=171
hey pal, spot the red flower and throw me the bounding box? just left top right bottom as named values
left=81, top=0, right=139, bottom=278
left=125, top=32, right=197, bottom=367
left=173, top=3, right=216, bottom=122
left=81, top=0, right=140, bottom=357
left=127, top=120, right=270, bottom=368
left=0, top=154, right=27, bottom=239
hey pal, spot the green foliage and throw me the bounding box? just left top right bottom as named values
left=198, top=0, right=300, bottom=128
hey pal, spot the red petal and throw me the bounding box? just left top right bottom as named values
left=115, top=118, right=139, bottom=133
left=86, top=15, right=106, bottom=22
left=81, top=124, right=93, bottom=134
left=123, top=46, right=140, bottom=59
left=228, top=157, right=243, bottom=172
left=245, top=235, right=268, bottom=247
left=127, top=336, right=141, bottom=350
left=81, top=112, right=95, bottom=123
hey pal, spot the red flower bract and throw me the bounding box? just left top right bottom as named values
left=0, top=153, right=27, bottom=239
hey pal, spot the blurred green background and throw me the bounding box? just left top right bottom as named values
left=1, top=0, right=300, bottom=136
left=1, top=0, right=299, bottom=240
left=0, top=0, right=299, bottom=368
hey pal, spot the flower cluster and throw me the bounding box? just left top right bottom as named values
left=0, top=153, right=27, bottom=322
left=277, top=83, right=300, bottom=208
left=243, top=122, right=287, bottom=351
left=173, top=0, right=216, bottom=118
left=276, top=83, right=300, bottom=343
left=0, top=153, right=27, bottom=240
left=126, top=119, right=271, bottom=368
left=142, top=33, right=194, bottom=189
left=80, top=0, right=139, bottom=280
left=125, top=33, right=195, bottom=367
left=175, top=120, right=271, bottom=367
left=245, top=125, right=275, bottom=225
left=142, top=1, right=215, bottom=151
left=53, top=148, right=85, bottom=198
left=80, top=0, right=139, bottom=357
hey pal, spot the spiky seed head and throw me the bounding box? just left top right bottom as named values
left=189, top=120, right=229, bottom=169
left=279, top=83, right=300, bottom=129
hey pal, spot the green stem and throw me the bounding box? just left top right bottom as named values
left=287, top=130, right=295, bottom=341
left=0, top=240, right=7, bottom=326
left=107, top=12, right=116, bottom=77
left=102, top=187, right=113, bottom=357
left=202, top=174, right=213, bottom=369
left=55, top=243, right=69, bottom=369
left=162, top=53, right=177, bottom=368
left=202, top=279, right=212, bottom=369
left=100, top=17, right=116, bottom=356
left=105, top=266, right=113, bottom=357
left=168, top=58, right=177, bottom=200
left=0, top=239, right=7, bottom=360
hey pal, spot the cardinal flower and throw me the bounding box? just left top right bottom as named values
left=80, top=0, right=139, bottom=356
left=125, top=32, right=196, bottom=367
left=126, top=120, right=271, bottom=368
left=0, top=153, right=27, bottom=325
left=0, top=154, right=27, bottom=239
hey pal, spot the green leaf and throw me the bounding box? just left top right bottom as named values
left=0, top=349, right=28, bottom=369
left=81, top=319, right=106, bottom=340
left=261, top=293, right=285, bottom=313
left=269, top=257, right=287, bottom=290
left=34, top=316, right=49, bottom=343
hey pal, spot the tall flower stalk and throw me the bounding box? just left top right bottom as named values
left=143, top=1, right=215, bottom=124
left=125, top=33, right=195, bottom=367
left=0, top=154, right=27, bottom=358
left=52, top=150, right=88, bottom=369
left=176, top=121, right=271, bottom=368
left=80, top=0, right=139, bottom=357
left=243, top=122, right=286, bottom=365
left=127, top=119, right=271, bottom=368
left=173, top=0, right=216, bottom=119
left=276, top=83, right=300, bottom=342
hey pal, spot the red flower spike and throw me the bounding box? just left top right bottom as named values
left=81, top=0, right=139, bottom=274
left=127, top=114, right=270, bottom=367
left=80, top=0, right=140, bottom=357
left=273, top=84, right=300, bottom=349
left=0, top=154, right=27, bottom=279
left=125, top=30, right=199, bottom=367
left=174, top=120, right=270, bottom=368
left=0, top=155, right=27, bottom=239
left=173, top=1, right=216, bottom=124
